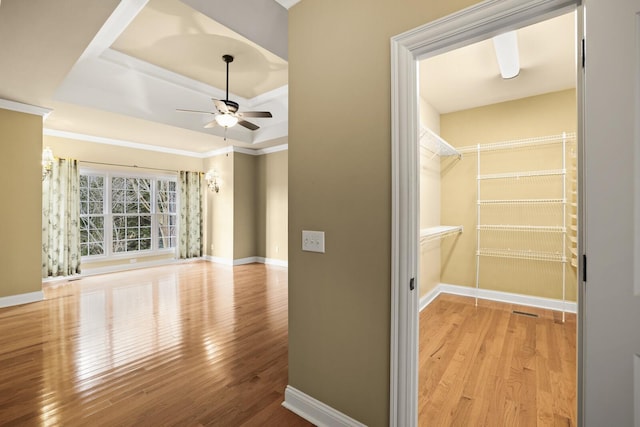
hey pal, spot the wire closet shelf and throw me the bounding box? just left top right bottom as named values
left=419, top=127, right=464, bottom=245
left=474, top=132, right=575, bottom=321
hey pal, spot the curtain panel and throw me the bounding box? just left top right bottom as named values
left=42, top=158, right=81, bottom=278
left=179, top=171, right=203, bottom=259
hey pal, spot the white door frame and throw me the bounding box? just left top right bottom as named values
left=390, top=1, right=579, bottom=425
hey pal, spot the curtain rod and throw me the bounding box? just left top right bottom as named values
left=79, top=160, right=179, bottom=174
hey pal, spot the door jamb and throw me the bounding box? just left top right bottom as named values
left=390, top=1, right=579, bottom=425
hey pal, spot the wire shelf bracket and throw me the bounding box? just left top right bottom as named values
left=420, top=225, right=463, bottom=243
left=420, top=127, right=462, bottom=160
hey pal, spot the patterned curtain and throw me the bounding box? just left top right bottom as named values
left=42, top=158, right=81, bottom=278
left=179, top=171, right=203, bottom=259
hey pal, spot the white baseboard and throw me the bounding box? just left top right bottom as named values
left=419, top=285, right=441, bottom=312
left=205, top=256, right=258, bottom=266
left=0, top=290, right=44, bottom=308
left=204, top=255, right=233, bottom=265
left=233, top=257, right=260, bottom=265
left=81, top=258, right=184, bottom=276
left=420, top=283, right=577, bottom=313
left=256, top=257, right=289, bottom=267
left=282, top=386, right=366, bottom=427
left=206, top=256, right=288, bottom=267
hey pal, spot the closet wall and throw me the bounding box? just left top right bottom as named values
left=439, top=88, right=577, bottom=301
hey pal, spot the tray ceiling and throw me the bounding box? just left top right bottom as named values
left=111, top=0, right=288, bottom=99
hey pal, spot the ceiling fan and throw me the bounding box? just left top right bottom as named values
left=177, top=54, right=272, bottom=131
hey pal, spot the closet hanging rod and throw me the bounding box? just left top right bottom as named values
left=80, top=160, right=179, bottom=174
left=458, top=132, right=576, bottom=154
left=477, top=225, right=566, bottom=233
left=477, top=169, right=566, bottom=180
left=477, top=248, right=566, bottom=262
left=477, top=198, right=565, bottom=205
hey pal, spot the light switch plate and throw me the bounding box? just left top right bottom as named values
left=302, top=230, right=325, bottom=253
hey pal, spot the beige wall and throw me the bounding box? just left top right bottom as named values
left=0, top=109, right=43, bottom=298
left=204, top=152, right=234, bottom=259
left=233, top=153, right=258, bottom=259
left=44, top=136, right=288, bottom=265
left=288, top=1, right=478, bottom=425
left=440, top=89, right=577, bottom=301
left=43, top=135, right=203, bottom=171
left=257, top=150, right=288, bottom=261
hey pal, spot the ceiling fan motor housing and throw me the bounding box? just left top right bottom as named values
left=223, top=100, right=239, bottom=113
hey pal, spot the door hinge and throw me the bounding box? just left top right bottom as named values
left=582, top=254, right=587, bottom=282
left=409, top=277, right=415, bottom=291
left=581, top=38, right=586, bottom=68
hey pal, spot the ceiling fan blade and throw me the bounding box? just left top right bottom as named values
left=204, top=119, right=217, bottom=129
left=177, top=108, right=213, bottom=114
left=239, top=111, right=273, bottom=118
left=213, top=99, right=229, bottom=114
left=237, top=119, right=260, bottom=131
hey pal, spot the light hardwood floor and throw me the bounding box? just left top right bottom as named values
left=0, top=262, right=311, bottom=426
left=419, top=293, right=577, bottom=426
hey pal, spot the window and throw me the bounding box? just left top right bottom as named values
left=112, top=177, right=152, bottom=253
left=79, top=175, right=106, bottom=256
left=79, top=170, right=178, bottom=259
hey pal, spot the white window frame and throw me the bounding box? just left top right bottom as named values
left=79, top=167, right=179, bottom=262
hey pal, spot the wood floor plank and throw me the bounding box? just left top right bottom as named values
left=0, top=262, right=311, bottom=426
left=419, top=293, right=576, bottom=426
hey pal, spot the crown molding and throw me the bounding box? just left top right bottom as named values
left=203, top=146, right=235, bottom=157
left=100, top=48, right=288, bottom=109
left=204, top=144, right=288, bottom=157
left=274, top=0, right=301, bottom=9
left=258, top=144, right=288, bottom=155
left=44, top=128, right=205, bottom=158
left=0, top=99, right=52, bottom=118
left=99, top=48, right=239, bottom=103
left=45, top=128, right=288, bottom=158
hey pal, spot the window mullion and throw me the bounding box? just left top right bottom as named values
left=105, top=173, right=112, bottom=258
left=152, top=179, right=157, bottom=251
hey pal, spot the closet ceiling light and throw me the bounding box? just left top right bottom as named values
left=492, top=31, right=520, bottom=79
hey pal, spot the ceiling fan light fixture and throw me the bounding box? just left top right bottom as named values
left=492, top=30, right=520, bottom=79
left=215, top=113, right=238, bottom=128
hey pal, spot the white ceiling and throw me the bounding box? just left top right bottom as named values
left=0, top=1, right=575, bottom=155
left=0, top=0, right=292, bottom=154
left=48, top=0, right=290, bottom=152
left=420, top=11, right=577, bottom=114
left=111, top=0, right=288, bottom=99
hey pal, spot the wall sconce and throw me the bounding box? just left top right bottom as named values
left=205, top=170, right=220, bottom=193
left=42, top=146, right=54, bottom=181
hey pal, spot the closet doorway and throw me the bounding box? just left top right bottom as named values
left=416, top=11, right=578, bottom=424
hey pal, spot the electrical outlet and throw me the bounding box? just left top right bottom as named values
left=302, top=230, right=325, bottom=253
